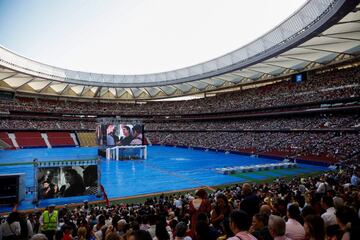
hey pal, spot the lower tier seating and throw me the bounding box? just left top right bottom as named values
left=14, top=132, right=46, bottom=148
left=46, top=132, right=75, bottom=147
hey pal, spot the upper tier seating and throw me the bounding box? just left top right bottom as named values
left=0, top=66, right=359, bottom=116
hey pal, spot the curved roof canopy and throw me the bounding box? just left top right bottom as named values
left=0, top=0, right=359, bottom=100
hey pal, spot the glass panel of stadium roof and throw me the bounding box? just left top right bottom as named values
left=0, top=0, right=359, bottom=100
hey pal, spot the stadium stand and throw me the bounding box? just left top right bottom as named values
left=14, top=132, right=46, bottom=148
left=147, top=131, right=360, bottom=164
left=46, top=132, right=76, bottom=147
left=1, top=66, right=359, bottom=116
left=0, top=74, right=359, bottom=159
left=0, top=132, right=14, bottom=148
left=3, top=114, right=357, bottom=163
left=0, top=139, right=10, bottom=149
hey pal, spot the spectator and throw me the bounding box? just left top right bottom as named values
left=285, top=204, right=305, bottom=240
left=321, top=195, right=337, bottom=227
left=240, top=184, right=260, bottom=219
left=227, top=210, right=256, bottom=240
left=210, top=193, right=232, bottom=236
left=268, top=215, right=291, bottom=240
left=0, top=212, right=21, bottom=240
left=249, top=213, right=271, bottom=240
left=189, top=189, right=211, bottom=238
left=335, top=206, right=360, bottom=240
left=304, top=215, right=325, bottom=240
left=175, top=222, right=192, bottom=240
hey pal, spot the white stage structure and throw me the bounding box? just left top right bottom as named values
left=215, top=162, right=297, bottom=175
left=106, top=145, right=147, bottom=160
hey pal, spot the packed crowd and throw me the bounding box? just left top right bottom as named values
left=1, top=114, right=359, bottom=161
left=145, top=115, right=360, bottom=131
left=1, top=114, right=359, bottom=131
left=1, top=157, right=360, bottom=240
left=147, top=131, right=360, bottom=161
left=0, top=67, right=359, bottom=116
left=0, top=119, right=96, bottom=131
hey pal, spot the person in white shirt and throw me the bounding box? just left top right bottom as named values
left=147, top=215, right=157, bottom=238
left=321, top=195, right=337, bottom=227
left=0, top=212, right=21, bottom=240
left=316, top=178, right=330, bottom=194
left=286, top=204, right=305, bottom=240
left=174, top=197, right=183, bottom=209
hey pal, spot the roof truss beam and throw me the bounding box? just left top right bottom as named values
left=15, top=77, right=35, bottom=90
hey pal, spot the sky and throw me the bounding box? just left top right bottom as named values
left=0, top=0, right=306, bottom=75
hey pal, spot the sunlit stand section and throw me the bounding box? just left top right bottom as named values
left=106, top=145, right=147, bottom=160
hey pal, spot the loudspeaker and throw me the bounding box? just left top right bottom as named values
left=0, top=173, right=25, bottom=205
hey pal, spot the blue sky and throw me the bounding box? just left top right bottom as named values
left=0, top=0, right=305, bottom=74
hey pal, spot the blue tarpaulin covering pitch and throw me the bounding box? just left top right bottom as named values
left=0, top=146, right=327, bottom=212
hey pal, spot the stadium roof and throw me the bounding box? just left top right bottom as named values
left=0, top=0, right=359, bottom=100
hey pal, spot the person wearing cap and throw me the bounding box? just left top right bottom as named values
left=40, top=205, right=58, bottom=240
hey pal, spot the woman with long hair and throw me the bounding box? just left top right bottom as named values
left=210, top=193, right=232, bottom=237
left=189, top=189, right=211, bottom=238
left=304, top=215, right=326, bottom=240
left=335, top=206, right=360, bottom=240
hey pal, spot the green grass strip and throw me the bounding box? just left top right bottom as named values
left=232, top=167, right=314, bottom=179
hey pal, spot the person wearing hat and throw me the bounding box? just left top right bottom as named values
left=40, top=204, right=58, bottom=240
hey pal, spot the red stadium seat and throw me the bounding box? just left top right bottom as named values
left=46, top=132, right=75, bottom=147
left=15, top=132, right=46, bottom=148
left=0, top=132, right=14, bottom=148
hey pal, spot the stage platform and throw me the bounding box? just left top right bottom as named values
left=0, top=146, right=328, bottom=213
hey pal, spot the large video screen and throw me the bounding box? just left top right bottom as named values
left=37, top=165, right=98, bottom=199
left=96, top=121, right=144, bottom=147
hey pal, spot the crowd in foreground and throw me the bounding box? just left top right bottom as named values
left=1, top=157, right=360, bottom=240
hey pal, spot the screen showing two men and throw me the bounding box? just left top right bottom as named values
left=37, top=165, right=98, bottom=199
left=96, top=123, right=144, bottom=146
